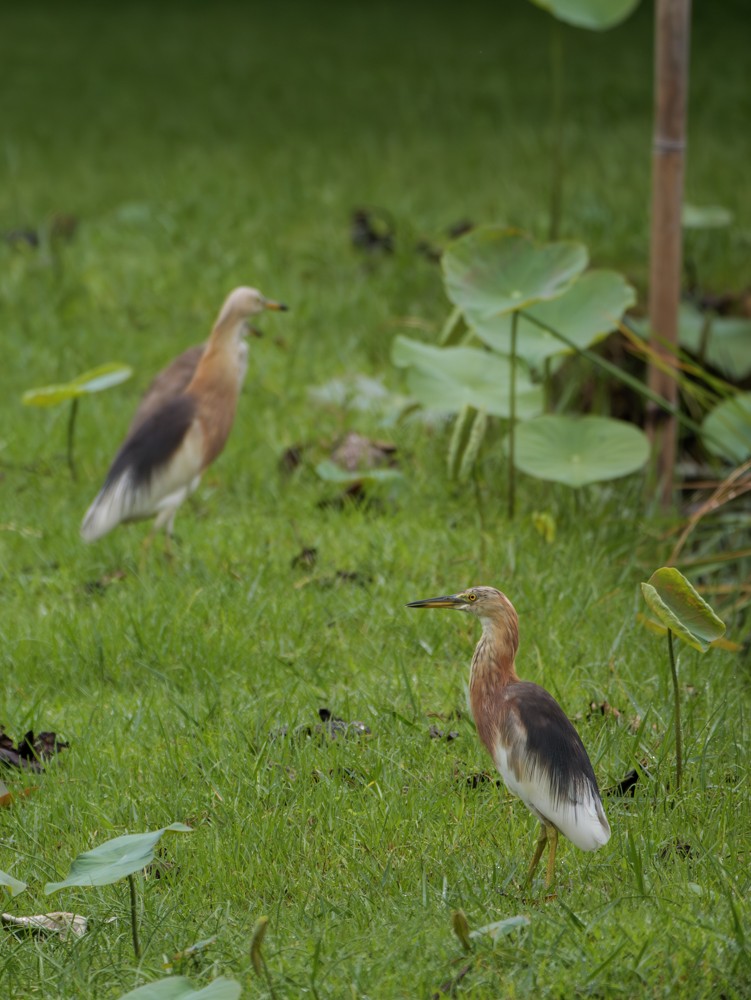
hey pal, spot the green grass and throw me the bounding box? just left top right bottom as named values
left=1, top=2, right=750, bottom=997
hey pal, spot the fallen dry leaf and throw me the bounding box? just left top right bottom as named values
left=0, top=729, right=69, bottom=772
left=270, top=708, right=371, bottom=743
left=278, top=443, right=306, bottom=474
left=428, top=725, right=459, bottom=742
left=1, top=911, right=87, bottom=940
left=330, top=432, right=397, bottom=473
left=290, top=546, right=317, bottom=569
left=350, top=207, right=394, bottom=254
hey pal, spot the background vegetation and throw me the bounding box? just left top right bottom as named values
left=1, top=1, right=749, bottom=997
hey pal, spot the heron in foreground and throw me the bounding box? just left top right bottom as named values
left=407, top=586, right=610, bottom=889
left=81, top=286, right=287, bottom=543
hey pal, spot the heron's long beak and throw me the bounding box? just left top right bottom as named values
left=406, top=594, right=464, bottom=609
left=264, top=299, right=289, bottom=311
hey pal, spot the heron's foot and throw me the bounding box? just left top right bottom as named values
left=525, top=823, right=549, bottom=887
left=524, top=822, right=559, bottom=893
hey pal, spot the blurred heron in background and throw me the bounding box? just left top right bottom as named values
left=81, top=286, right=287, bottom=543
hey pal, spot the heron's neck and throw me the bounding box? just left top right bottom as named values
left=469, top=616, right=519, bottom=758
left=188, top=319, right=245, bottom=395
left=184, top=320, right=245, bottom=467
left=470, top=617, right=520, bottom=689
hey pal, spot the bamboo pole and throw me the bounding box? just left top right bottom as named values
left=646, top=0, right=692, bottom=506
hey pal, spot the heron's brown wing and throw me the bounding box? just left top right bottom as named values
left=107, top=394, right=198, bottom=490
left=128, top=344, right=204, bottom=435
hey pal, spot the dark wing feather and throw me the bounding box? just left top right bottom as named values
left=507, top=680, right=601, bottom=808
left=128, top=344, right=204, bottom=436
left=104, top=393, right=197, bottom=490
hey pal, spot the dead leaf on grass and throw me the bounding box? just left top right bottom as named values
left=0, top=729, right=69, bottom=772
left=350, top=208, right=394, bottom=254
left=1, top=911, right=87, bottom=940
left=588, top=701, right=622, bottom=721
left=278, top=443, right=307, bottom=474
left=270, top=708, right=371, bottom=743
left=458, top=768, right=501, bottom=789
left=290, top=546, right=317, bottom=569
left=330, top=432, right=398, bottom=473
left=0, top=780, right=39, bottom=808
left=428, top=725, right=459, bottom=741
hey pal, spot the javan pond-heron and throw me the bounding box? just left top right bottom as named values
left=407, top=586, right=610, bottom=888
left=81, top=286, right=287, bottom=543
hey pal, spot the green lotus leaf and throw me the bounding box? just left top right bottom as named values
left=472, top=270, right=636, bottom=368
left=529, top=0, right=641, bottom=30
left=697, top=316, right=751, bottom=381
left=45, top=824, right=191, bottom=893
left=315, top=460, right=403, bottom=484
left=392, top=336, right=543, bottom=419
left=682, top=203, right=733, bottom=229
left=630, top=304, right=751, bottom=381
left=23, top=363, right=133, bottom=407
left=511, top=415, right=649, bottom=487
left=0, top=868, right=27, bottom=897
left=641, top=568, right=725, bottom=653
left=701, top=393, right=751, bottom=464
left=68, top=363, right=134, bottom=393
left=442, top=227, right=587, bottom=320
left=469, top=915, right=531, bottom=941
left=118, top=977, right=242, bottom=1000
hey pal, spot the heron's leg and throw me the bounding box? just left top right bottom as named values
left=544, top=824, right=558, bottom=889
left=153, top=506, right=179, bottom=559
left=138, top=530, right=155, bottom=574
left=525, top=823, right=548, bottom=885
left=162, top=510, right=178, bottom=559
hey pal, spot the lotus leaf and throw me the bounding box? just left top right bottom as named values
left=443, top=227, right=587, bottom=320
left=511, top=414, right=649, bottom=487
left=701, top=393, right=751, bottom=464
left=472, top=270, right=635, bottom=368
left=641, top=567, right=726, bottom=653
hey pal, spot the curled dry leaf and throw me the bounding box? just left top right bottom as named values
left=0, top=728, right=69, bottom=772
left=350, top=208, right=395, bottom=254
left=1, top=911, right=87, bottom=940
left=290, top=546, right=317, bottom=569
left=330, top=432, right=398, bottom=473
left=270, top=708, right=371, bottom=743
left=428, top=725, right=459, bottom=741
left=278, top=443, right=306, bottom=474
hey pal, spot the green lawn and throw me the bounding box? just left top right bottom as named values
left=1, top=2, right=749, bottom=997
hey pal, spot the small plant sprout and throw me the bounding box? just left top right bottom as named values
left=250, top=915, right=278, bottom=999
left=641, top=568, right=726, bottom=790
left=44, top=823, right=191, bottom=959
left=0, top=868, right=27, bottom=898
left=22, top=362, right=133, bottom=479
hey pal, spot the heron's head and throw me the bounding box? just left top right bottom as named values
left=407, top=586, right=515, bottom=625
left=215, top=286, right=288, bottom=335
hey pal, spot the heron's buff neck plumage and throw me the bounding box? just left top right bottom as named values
left=469, top=600, right=520, bottom=757
left=184, top=316, right=245, bottom=466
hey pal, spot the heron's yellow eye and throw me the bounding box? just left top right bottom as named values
left=466, top=593, right=477, bottom=602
